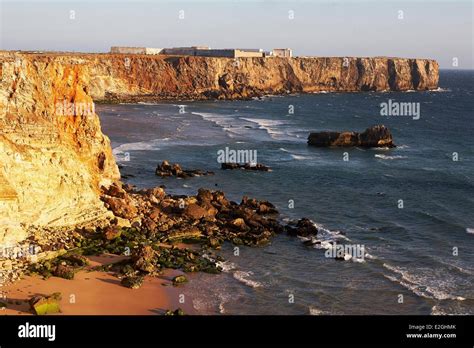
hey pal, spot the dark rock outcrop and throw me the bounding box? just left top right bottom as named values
left=285, top=218, right=318, bottom=237
left=359, top=125, right=395, bottom=148
left=155, top=160, right=214, bottom=178
left=221, top=163, right=271, bottom=171
left=307, top=125, right=395, bottom=148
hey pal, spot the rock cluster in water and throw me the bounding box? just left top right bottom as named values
left=155, top=160, right=214, bottom=178
left=100, top=182, right=311, bottom=247
left=221, top=163, right=272, bottom=171
left=307, top=125, right=395, bottom=148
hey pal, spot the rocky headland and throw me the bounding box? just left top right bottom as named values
left=0, top=51, right=439, bottom=312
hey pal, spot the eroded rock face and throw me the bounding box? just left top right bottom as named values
left=1, top=53, right=439, bottom=106
left=307, top=125, right=395, bottom=148
left=0, top=52, right=120, bottom=245
left=85, top=55, right=438, bottom=100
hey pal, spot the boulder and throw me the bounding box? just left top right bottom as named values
left=101, top=182, right=126, bottom=198
left=166, top=226, right=202, bottom=242
left=208, top=237, right=221, bottom=248
left=172, top=274, right=187, bottom=285
left=121, top=275, right=144, bottom=289
left=29, top=293, right=62, bottom=315
left=132, top=245, right=156, bottom=273
left=101, top=196, right=138, bottom=219
left=197, top=188, right=213, bottom=204
left=103, top=225, right=122, bottom=240
left=231, top=218, right=247, bottom=231
left=60, top=253, right=89, bottom=267
left=53, top=264, right=76, bottom=280
left=165, top=308, right=185, bottom=315
left=183, top=203, right=208, bottom=220
left=286, top=218, right=318, bottom=237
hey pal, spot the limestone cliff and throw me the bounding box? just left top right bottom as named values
left=0, top=52, right=120, bottom=245
left=0, top=51, right=439, bottom=246
left=85, top=55, right=439, bottom=100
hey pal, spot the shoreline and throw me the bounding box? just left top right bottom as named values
left=1, top=254, right=196, bottom=315
left=0, top=180, right=322, bottom=315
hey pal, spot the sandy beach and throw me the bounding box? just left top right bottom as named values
left=0, top=254, right=196, bottom=315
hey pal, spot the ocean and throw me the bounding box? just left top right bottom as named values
left=98, top=70, right=474, bottom=315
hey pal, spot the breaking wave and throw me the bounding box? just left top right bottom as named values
left=382, top=263, right=466, bottom=301
left=233, top=271, right=263, bottom=288
left=375, top=154, right=407, bottom=160
left=240, top=117, right=294, bottom=140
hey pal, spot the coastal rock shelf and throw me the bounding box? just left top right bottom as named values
left=0, top=51, right=438, bottom=248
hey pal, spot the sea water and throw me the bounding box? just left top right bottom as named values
left=99, top=70, right=474, bottom=315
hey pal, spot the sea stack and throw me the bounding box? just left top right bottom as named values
left=307, top=125, right=395, bottom=148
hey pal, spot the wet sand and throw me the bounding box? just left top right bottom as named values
left=0, top=254, right=196, bottom=315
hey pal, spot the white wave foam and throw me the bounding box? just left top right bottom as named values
left=233, top=271, right=262, bottom=288
left=137, top=102, right=161, bottom=106
left=430, top=87, right=451, bottom=93
left=240, top=117, right=294, bottom=140
left=218, top=302, right=226, bottom=314
left=279, top=147, right=311, bottom=160
left=192, top=298, right=211, bottom=312
left=382, top=263, right=466, bottom=301
left=368, top=146, right=392, bottom=151
left=466, top=228, right=474, bottom=235
left=364, top=252, right=377, bottom=260
left=352, top=257, right=366, bottom=263
left=290, top=154, right=311, bottom=161
left=375, top=154, right=407, bottom=160
left=313, top=222, right=351, bottom=242
left=192, top=112, right=244, bottom=138
left=113, top=141, right=158, bottom=160
left=431, top=306, right=447, bottom=315
left=309, top=306, right=325, bottom=315
left=216, top=261, right=236, bottom=273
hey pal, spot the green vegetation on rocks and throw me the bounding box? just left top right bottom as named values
left=172, top=275, right=187, bottom=285
left=29, top=293, right=62, bottom=315
left=165, top=308, right=185, bottom=315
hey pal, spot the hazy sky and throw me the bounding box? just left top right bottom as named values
left=1, top=0, right=472, bottom=68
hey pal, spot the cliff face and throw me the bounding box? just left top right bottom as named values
left=0, top=52, right=119, bottom=245
left=84, top=55, right=439, bottom=100
left=0, top=52, right=439, bottom=246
